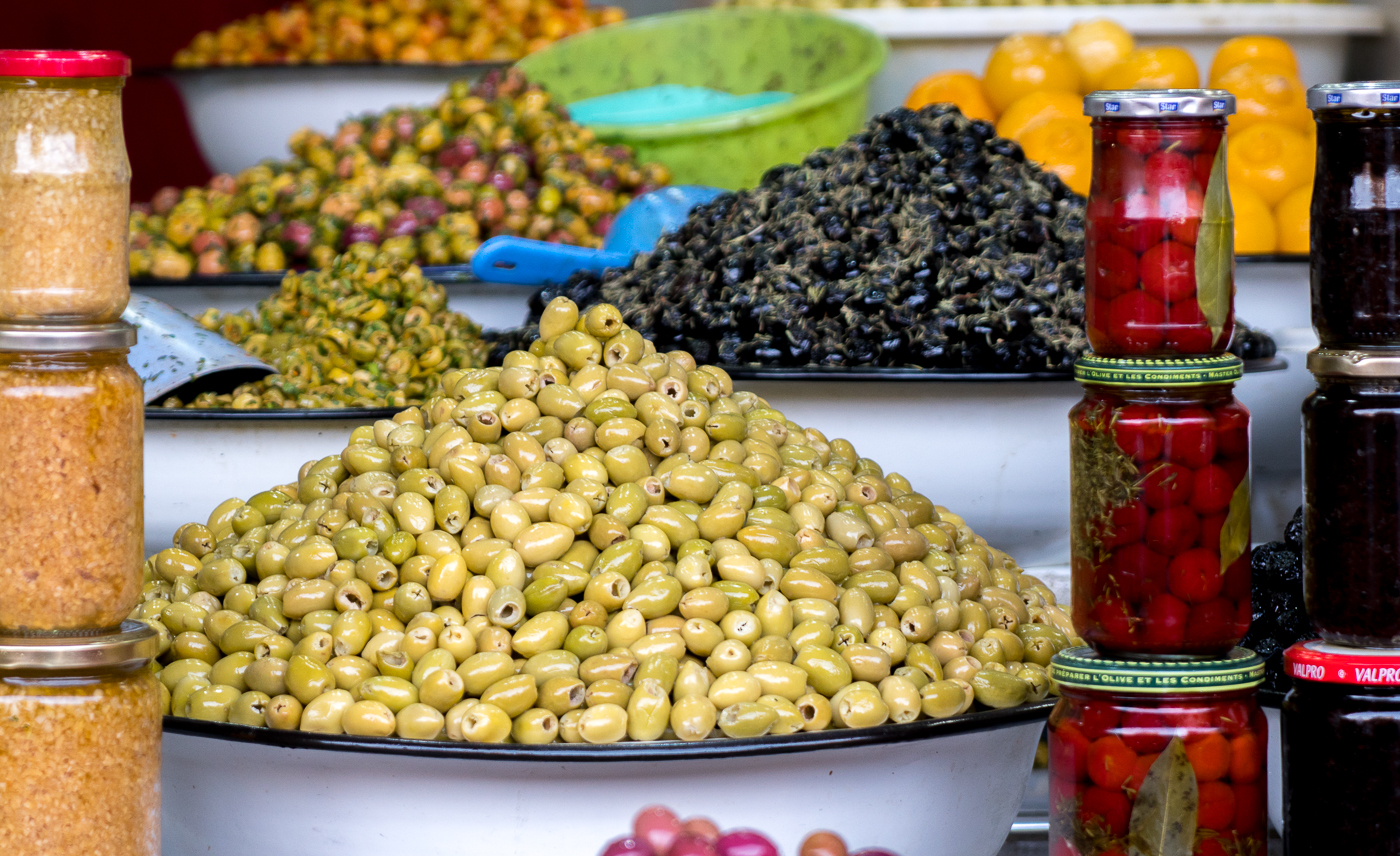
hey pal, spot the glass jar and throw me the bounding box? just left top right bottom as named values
left=0, top=324, right=143, bottom=632
left=1303, top=348, right=1400, bottom=646
left=0, top=50, right=131, bottom=323
left=1049, top=647, right=1267, bottom=856
left=0, top=622, right=161, bottom=855
left=1283, top=641, right=1400, bottom=855
left=1070, top=355, right=1251, bottom=658
left=1083, top=91, right=1236, bottom=358
left=1308, top=82, right=1400, bottom=348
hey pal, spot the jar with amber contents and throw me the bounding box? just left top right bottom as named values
left=0, top=622, right=161, bottom=856
left=0, top=324, right=143, bottom=632
left=1070, top=355, right=1251, bottom=658
left=0, top=50, right=131, bottom=322
left=1049, top=647, right=1267, bottom=856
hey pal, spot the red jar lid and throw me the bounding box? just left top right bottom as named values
left=0, top=50, right=131, bottom=78
left=1285, top=640, right=1400, bottom=686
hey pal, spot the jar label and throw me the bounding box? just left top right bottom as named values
left=1196, top=142, right=1234, bottom=343
left=1288, top=640, right=1400, bottom=685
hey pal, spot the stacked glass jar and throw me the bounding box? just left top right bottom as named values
left=1284, top=81, right=1400, bottom=853
left=0, top=50, right=161, bottom=855
left=1051, top=90, right=1270, bottom=856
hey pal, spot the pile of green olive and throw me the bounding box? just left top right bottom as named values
left=160, top=256, right=488, bottom=410
left=137, top=295, right=1080, bottom=743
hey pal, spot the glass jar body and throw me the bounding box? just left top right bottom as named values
left=0, top=664, right=160, bottom=855
left=0, top=349, right=143, bottom=631
left=1303, top=377, right=1400, bottom=645
left=1070, top=383, right=1251, bottom=657
left=1085, top=116, right=1233, bottom=357
left=0, top=76, right=130, bottom=322
left=1311, top=109, right=1400, bottom=348
left=1049, top=685, right=1267, bottom=856
left=1283, top=682, right=1400, bottom=855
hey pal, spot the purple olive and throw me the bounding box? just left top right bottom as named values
left=668, top=834, right=719, bottom=856
left=600, top=837, right=655, bottom=856
left=263, top=211, right=283, bottom=227
left=341, top=222, right=381, bottom=247
left=436, top=135, right=480, bottom=169
left=385, top=210, right=419, bottom=238
left=433, top=168, right=453, bottom=189
left=282, top=219, right=314, bottom=258
left=489, top=170, right=515, bottom=192
left=593, top=214, right=615, bottom=237
left=405, top=196, right=448, bottom=225
left=716, top=831, right=779, bottom=856
left=597, top=173, right=621, bottom=192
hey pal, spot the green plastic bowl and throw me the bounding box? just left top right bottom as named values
left=515, top=8, right=888, bottom=191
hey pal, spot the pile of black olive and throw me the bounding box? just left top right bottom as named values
left=491, top=105, right=1276, bottom=372
left=1241, top=507, right=1307, bottom=695
left=494, top=105, right=1089, bottom=371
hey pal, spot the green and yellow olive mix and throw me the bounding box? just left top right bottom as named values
left=141, top=295, right=1077, bottom=742
left=162, top=256, right=487, bottom=410
left=129, top=69, right=669, bottom=279
left=501, top=106, right=1277, bottom=372
left=173, top=0, right=624, bottom=67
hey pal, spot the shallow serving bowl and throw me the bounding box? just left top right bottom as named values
left=162, top=62, right=506, bottom=175
left=162, top=701, right=1051, bottom=856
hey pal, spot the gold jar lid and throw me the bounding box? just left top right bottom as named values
left=1308, top=348, right=1400, bottom=378
left=0, top=621, right=158, bottom=672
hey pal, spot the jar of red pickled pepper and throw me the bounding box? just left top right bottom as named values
left=1070, top=354, right=1251, bottom=658
left=1083, top=91, right=1236, bottom=357
left=1048, top=647, right=1267, bottom=856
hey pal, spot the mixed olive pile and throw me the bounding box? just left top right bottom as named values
left=130, top=69, right=669, bottom=279
left=137, top=296, right=1076, bottom=743
left=602, top=805, right=900, bottom=856
left=163, top=257, right=487, bottom=410
left=497, top=105, right=1090, bottom=371
left=1240, top=507, right=1306, bottom=694
left=174, top=0, right=624, bottom=67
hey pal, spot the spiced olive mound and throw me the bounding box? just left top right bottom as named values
left=160, top=256, right=487, bottom=410
left=1240, top=507, right=1306, bottom=695
left=139, top=295, right=1078, bottom=743
left=129, top=69, right=669, bottom=279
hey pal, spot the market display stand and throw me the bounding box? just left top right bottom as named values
left=833, top=3, right=1384, bottom=115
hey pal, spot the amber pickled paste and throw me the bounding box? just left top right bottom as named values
left=0, top=668, right=160, bottom=856
left=0, top=351, right=143, bottom=631
left=0, top=78, right=130, bottom=322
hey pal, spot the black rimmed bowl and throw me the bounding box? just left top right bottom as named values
left=161, top=701, right=1052, bottom=855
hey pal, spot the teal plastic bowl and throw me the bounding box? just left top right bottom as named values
left=515, top=8, right=888, bottom=190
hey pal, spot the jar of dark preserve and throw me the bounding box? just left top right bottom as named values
left=1283, top=641, right=1400, bottom=855
left=1070, top=354, right=1251, bottom=659
left=1303, top=348, right=1400, bottom=646
left=1309, top=82, right=1400, bottom=348
left=1083, top=90, right=1236, bottom=358
left=1049, top=646, right=1267, bottom=856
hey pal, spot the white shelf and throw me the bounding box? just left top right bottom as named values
left=834, top=3, right=1383, bottom=39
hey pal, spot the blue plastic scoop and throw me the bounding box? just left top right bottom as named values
left=565, top=85, right=793, bottom=126
left=471, top=184, right=725, bottom=286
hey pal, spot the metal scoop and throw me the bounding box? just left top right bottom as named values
left=123, top=293, right=275, bottom=404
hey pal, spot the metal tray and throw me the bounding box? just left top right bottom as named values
left=145, top=406, right=400, bottom=421
left=131, top=263, right=481, bottom=288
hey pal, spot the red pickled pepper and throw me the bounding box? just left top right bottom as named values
left=1082, top=93, right=1237, bottom=358
left=1047, top=681, right=1268, bottom=856
left=1070, top=369, right=1251, bottom=658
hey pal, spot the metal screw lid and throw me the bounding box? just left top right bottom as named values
left=1307, top=347, right=1400, bottom=378
left=0, top=322, right=137, bottom=353
left=0, top=621, right=159, bottom=673
left=1084, top=90, right=1236, bottom=118
left=1074, top=353, right=1244, bottom=387
left=1308, top=81, right=1400, bottom=110
left=1051, top=646, right=1265, bottom=694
